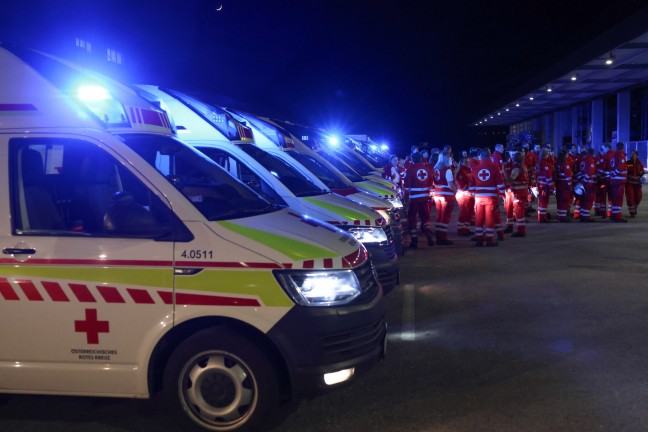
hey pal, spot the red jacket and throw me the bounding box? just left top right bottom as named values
left=470, top=159, right=504, bottom=198
left=404, top=162, right=434, bottom=200
left=608, top=150, right=627, bottom=185
left=627, top=157, right=644, bottom=185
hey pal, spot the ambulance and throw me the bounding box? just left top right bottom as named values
left=267, top=119, right=402, bottom=204
left=0, top=47, right=387, bottom=432
left=214, top=111, right=405, bottom=257
left=135, top=86, right=400, bottom=289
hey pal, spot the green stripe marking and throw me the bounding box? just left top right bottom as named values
left=219, top=221, right=336, bottom=260
left=303, top=197, right=373, bottom=222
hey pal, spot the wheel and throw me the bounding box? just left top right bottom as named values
left=163, top=327, right=281, bottom=432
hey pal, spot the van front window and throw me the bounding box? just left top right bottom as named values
left=120, top=134, right=279, bottom=221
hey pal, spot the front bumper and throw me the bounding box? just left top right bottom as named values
left=364, top=223, right=400, bottom=291
left=267, top=262, right=386, bottom=399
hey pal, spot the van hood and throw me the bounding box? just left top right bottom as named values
left=211, top=208, right=368, bottom=270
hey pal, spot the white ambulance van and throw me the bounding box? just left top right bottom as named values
left=223, top=113, right=405, bottom=257
left=135, top=86, right=400, bottom=289
left=0, top=47, right=387, bottom=432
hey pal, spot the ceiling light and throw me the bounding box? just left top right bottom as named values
left=546, top=86, right=552, bottom=92
left=506, top=108, right=509, bottom=112
left=515, top=103, right=520, bottom=107
left=571, top=74, right=578, bottom=81
left=529, top=97, right=534, bottom=101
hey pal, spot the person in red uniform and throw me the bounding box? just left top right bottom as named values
left=555, top=149, right=574, bottom=222
left=402, top=145, right=419, bottom=182
left=382, top=155, right=402, bottom=187
left=524, top=143, right=537, bottom=213
left=502, top=147, right=516, bottom=233
left=470, top=148, right=505, bottom=247
left=536, top=148, right=555, bottom=222
left=595, top=142, right=615, bottom=218
left=576, top=148, right=598, bottom=222
left=403, top=152, right=434, bottom=248
left=491, top=143, right=504, bottom=172
left=626, top=149, right=644, bottom=217
left=509, top=152, right=529, bottom=237
left=454, top=157, right=473, bottom=236
left=432, top=152, right=456, bottom=245
left=608, top=142, right=628, bottom=222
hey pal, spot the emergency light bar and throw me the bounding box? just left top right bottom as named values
left=75, top=84, right=128, bottom=125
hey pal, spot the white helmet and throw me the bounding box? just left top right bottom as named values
left=641, top=174, right=648, bottom=184
left=531, top=186, right=539, bottom=197
left=574, top=182, right=585, bottom=196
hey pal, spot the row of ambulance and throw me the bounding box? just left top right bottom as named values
left=0, top=46, right=403, bottom=432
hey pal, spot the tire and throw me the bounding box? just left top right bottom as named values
left=163, top=327, right=281, bottom=432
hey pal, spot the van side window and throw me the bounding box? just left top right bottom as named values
left=9, top=138, right=189, bottom=240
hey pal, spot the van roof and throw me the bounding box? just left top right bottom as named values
left=0, top=47, right=172, bottom=135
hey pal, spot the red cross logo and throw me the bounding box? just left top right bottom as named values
left=75, top=308, right=109, bottom=345
left=416, top=168, right=428, bottom=181
left=478, top=168, right=490, bottom=181
left=434, top=170, right=441, bottom=181
left=610, top=158, right=615, bottom=168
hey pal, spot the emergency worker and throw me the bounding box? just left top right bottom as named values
left=502, top=147, right=516, bottom=233
left=595, top=142, right=615, bottom=217
left=524, top=143, right=537, bottom=213
left=382, top=155, right=402, bottom=188
left=576, top=148, right=597, bottom=222
left=420, top=149, right=430, bottom=165
left=608, top=142, right=628, bottom=222
left=432, top=152, right=456, bottom=245
left=470, top=148, right=505, bottom=247
left=454, top=157, right=473, bottom=236
left=403, top=152, right=434, bottom=248
left=626, top=149, right=644, bottom=217
left=509, top=152, right=529, bottom=237
left=536, top=148, right=555, bottom=222
left=402, top=145, right=419, bottom=177
left=491, top=143, right=504, bottom=172
left=555, top=149, right=573, bottom=222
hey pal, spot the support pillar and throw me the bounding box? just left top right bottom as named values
left=591, top=98, right=604, bottom=152
left=617, top=90, right=630, bottom=144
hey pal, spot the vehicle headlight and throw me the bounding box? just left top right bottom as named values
left=387, top=197, right=403, bottom=208
left=274, top=270, right=361, bottom=306
left=344, top=226, right=388, bottom=244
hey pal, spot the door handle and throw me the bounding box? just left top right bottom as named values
left=3, top=248, right=36, bottom=255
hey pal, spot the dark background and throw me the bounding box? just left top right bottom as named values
left=2, top=0, right=647, bottom=154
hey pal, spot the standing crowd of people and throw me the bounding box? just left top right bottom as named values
left=382, top=142, right=645, bottom=248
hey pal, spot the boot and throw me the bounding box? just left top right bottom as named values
left=425, top=231, right=434, bottom=246
left=410, top=236, right=418, bottom=249
left=504, top=225, right=513, bottom=234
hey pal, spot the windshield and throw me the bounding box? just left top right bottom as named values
left=119, top=134, right=278, bottom=221
left=196, top=146, right=287, bottom=207
left=166, top=90, right=239, bottom=140
left=288, top=152, right=349, bottom=189
left=330, top=150, right=373, bottom=176
left=321, top=151, right=365, bottom=182
left=238, top=145, right=325, bottom=197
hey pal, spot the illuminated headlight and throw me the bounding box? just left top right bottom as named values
left=274, top=270, right=362, bottom=306
left=376, top=209, right=391, bottom=224
left=345, top=226, right=388, bottom=244
left=386, top=197, right=403, bottom=208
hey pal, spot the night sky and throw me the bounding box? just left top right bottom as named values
left=2, top=0, right=647, bottom=154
